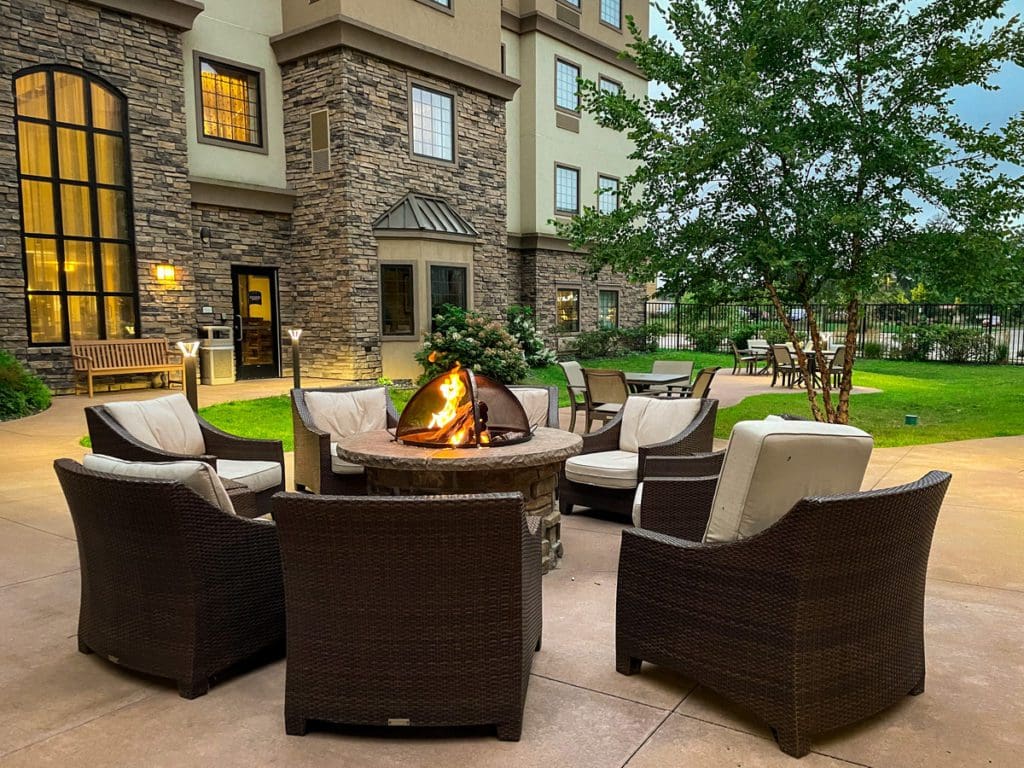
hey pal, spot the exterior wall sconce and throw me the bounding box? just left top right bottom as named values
left=199, top=226, right=212, bottom=245
left=155, top=263, right=176, bottom=283
left=176, top=340, right=201, bottom=411
left=288, top=328, right=303, bottom=389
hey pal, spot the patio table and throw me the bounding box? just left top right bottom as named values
left=624, top=371, right=690, bottom=394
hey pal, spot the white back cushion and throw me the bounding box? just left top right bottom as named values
left=82, top=454, right=235, bottom=515
left=703, top=420, right=873, bottom=544
left=619, top=396, right=703, bottom=453
left=512, top=388, right=550, bottom=429
left=305, top=388, right=388, bottom=443
left=104, top=394, right=205, bottom=455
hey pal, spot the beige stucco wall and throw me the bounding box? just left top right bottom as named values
left=507, top=30, right=645, bottom=236
left=378, top=238, right=475, bottom=382
left=282, top=0, right=502, bottom=73
left=183, top=0, right=287, bottom=189
left=503, top=29, right=523, bottom=237
left=507, top=0, right=648, bottom=50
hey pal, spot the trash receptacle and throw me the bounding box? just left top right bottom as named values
left=200, top=325, right=235, bottom=385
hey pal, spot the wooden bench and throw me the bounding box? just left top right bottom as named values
left=72, top=339, right=185, bottom=398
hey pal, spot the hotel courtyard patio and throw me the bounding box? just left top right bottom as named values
left=1, top=373, right=1021, bottom=768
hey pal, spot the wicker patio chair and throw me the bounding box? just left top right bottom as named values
left=273, top=492, right=543, bottom=741
left=617, top=470, right=951, bottom=757
left=683, top=366, right=720, bottom=399
left=582, top=368, right=629, bottom=432
left=85, top=393, right=284, bottom=516
left=558, top=361, right=588, bottom=433
left=558, top=397, right=717, bottom=518
left=54, top=458, right=285, bottom=699
left=771, top=344, right=799, bottom=387
left=508, top=384, right=560, bottom=429
left=291, top=385, right=399, bottom=495
left=730, top=342, right=758, bottom=374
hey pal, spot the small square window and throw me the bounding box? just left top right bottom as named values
left=598, top=175, right=619, bottom=214
left=197, top=56, right=263, bottom=148
left=556, top=289, right=580, bottom=333
left=555, top=165, right=580, bottom=215
left=381, top=264, right=415, bottom=336
left=600, top=0, right=622, bottom=29
left=599, top=290, right=619, bottom=329
left=555, top=59, right=581, bottom=112
left=411, top=85, right=455, bottom=162
left=599, top=76, right=622, bottom=95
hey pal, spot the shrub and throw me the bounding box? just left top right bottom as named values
left=862, top=341, right=884, bottom=360
left=758, top=326, right=791, bottom=345
left=0, top=350, right=51, bottom=421
left=898, top=323, right=935, bottom=361
left=690, top=325, right=726, bottom=353
left=619, top=323, right=660, bottom=353
left=729, top=322, right=758, bottom=350
left=930, top=324, right=993, bottom=363
left=416, top=306, right=528, bottom=384
left=507, top=305, right=558, bottom=368
left=995, top=342, right=1010, bottom=364
left=574, top=329, right=621, bottom=359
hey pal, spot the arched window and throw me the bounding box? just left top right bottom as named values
left=13, top=66, right=139, bottom=345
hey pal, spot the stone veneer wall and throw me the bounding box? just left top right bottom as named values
left=517, top=248, right=646, bottom=342
left=0, top=0, right=195, bottom=389
left=281, top=47, right=508, bottom=382
left=189, top=204, right=295, bottom=374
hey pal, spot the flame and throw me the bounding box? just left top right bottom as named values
left=428, top=365, right=469, bottom=444
left=428, top=350, right=439, bottom=363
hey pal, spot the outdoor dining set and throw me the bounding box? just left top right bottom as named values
left=733, top=337, right=847, bottom=388
left=52, top=355, right=951, bottom=758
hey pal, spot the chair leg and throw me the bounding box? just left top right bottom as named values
left=535, top=633, right=542, bottom=652
left=616, top=652, right=642, bottom=675
left=772, top=726, right=810, bottom=758
left=496, top=719, right=523, bottom=741
left=585, top=414, right=593, bottom=432
left=908, top=670, right=925, bottom=696
left=568, top=405, right=577, bottom=434
left=559, top=496, right=573, bottom=516
left=77, top=636, right=93, bottom=655
left=177, top=675, right=210, bottom=699
left=285, top=714, right=308, bottom=736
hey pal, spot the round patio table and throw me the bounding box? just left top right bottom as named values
left=337, top=427, right=582, bottom=573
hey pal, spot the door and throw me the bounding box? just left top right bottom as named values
left=232, top=266, right=280, bottom=380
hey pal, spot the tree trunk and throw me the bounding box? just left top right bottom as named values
left=765, top=279, right=824, bottom=422
left=835, top=297, right=860, bottom=424
left=804, top=302, right=837, bottom=421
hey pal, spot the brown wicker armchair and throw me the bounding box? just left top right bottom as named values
left=85, top=394, right=284, bottom=516
left=53, top=458, right=285, bottom=699
left=617, top=460, right=952, bottom=757
left=558, top=397, right=717, bottom=519
left=272, top=492, right=542, bottom=741
left=291, top=385, right=399, bottom=494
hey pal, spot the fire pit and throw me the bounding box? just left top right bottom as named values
left=396, top=365, right=533, bottom=448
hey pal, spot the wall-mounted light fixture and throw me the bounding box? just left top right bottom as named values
left=288, top=328, right=303, bottom=389
left=155, top=263, right=176, bottom=282
left=199, top=226, right=212, bottom=246
left=176, top=340, right=201, bottom=410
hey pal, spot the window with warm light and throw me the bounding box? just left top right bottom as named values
left=14, top=66, right=139, bottom=345
left=556, top=289, right=580, bottom=333
left=197, top=56, right=263, bottom=148
left=599, top=290, right=619, bottom=329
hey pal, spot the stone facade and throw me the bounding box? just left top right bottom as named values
left=0, top=0, right=196, bottom=388
left=281, top=47, right=508, bottom=382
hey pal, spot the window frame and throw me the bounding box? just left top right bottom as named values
left=408, top=79, right=457, bottom=166
left=193, top=51, right=268, bottom=154
left=555, top=287, right=581, bottom=334
left=12, top=64, right=141, bottom=347
left=379, top=262, right=418, bottom=339
left=429, top=263, right=469, bottom=326
left=554, top=163, right=581, bottom=216
left=599, top=289, right=620, bottom=329
left=414, top=0, right=454, bottom=14
left=557, top=0, right=582, bottom=9
left=598, top=75, right=623, bottom=94
left=554, top=56, right=582, bottom=115
left=597, top=173, right=620, bottom=214
left=600, top=0, right=623, bottom=31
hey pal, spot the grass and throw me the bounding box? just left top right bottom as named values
left=81, top=352, right=1024, bottom=451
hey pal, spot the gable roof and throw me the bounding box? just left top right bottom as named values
left=372, top=193, right=478, bottom=239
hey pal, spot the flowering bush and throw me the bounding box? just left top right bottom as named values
left=508, top=305, right=558, bottom=368
left=416, top=306, right=529, bottom=384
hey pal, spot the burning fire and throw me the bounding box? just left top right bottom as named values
left=428, top=365, right=470, bottom=446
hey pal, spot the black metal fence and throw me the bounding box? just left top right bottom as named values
left=645, top=301, right=1024, bottom=364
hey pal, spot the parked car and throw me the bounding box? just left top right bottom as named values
left=979, top=314, right=1002, bottom=327
left=789, top=308, right=807, bottom=321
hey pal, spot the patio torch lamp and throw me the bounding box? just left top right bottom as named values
left=288, top=328, right=303, bottom=389
left=176, top=340, right=200, bottom=411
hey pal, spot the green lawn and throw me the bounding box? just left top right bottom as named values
left=85, top=353, right=1024, bottom=451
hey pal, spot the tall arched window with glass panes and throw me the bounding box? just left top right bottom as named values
left=13, top=66, right=139, bottom=345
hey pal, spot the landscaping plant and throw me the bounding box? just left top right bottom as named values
left=416, top=305, right=529, bottom=384
left=508, top=305, right=558, bottom=368
left=0, top=350, right=51, bottom=421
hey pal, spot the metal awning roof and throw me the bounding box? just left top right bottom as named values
left=372, top=193, right=478, bottom=239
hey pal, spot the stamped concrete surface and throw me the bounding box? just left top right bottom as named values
left=0, top=374, right=1021, bottom=767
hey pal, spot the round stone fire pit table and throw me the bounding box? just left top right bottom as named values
left=336, top=428, right=582, bottom=573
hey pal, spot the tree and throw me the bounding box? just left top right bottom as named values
left=559, top=0, right=1024, bottom=422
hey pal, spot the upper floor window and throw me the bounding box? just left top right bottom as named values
left=196, top=54, right=265, bottom=150
left=600, top=0, right=622, bottom=29
left=421, top=0, right=452, bottom=9
left=598, top=175, right=620, bottom=213
left=555, top=58, right=581, bottom=113
left=599, top=76, right=622, bottom=95
left=411, top=84, right=455, bottom=162
left=14, top=66, right=139, bottom=345
left=558, top=0, right=582, bottom=7
left=555, top=165, right=580, bottom=215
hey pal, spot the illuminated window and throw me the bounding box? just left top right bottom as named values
left=14, top=66, right=139, bottom=345
left=411, top=85, right=455, bottom=162
left=555, top=58, right=581, bottom=112
left=556, top=289, right=580, bottom=333
left=197, top=55, right=263, bottom=148
left=599, top=290, right=619, bottom=328
left=381, top=264, right=415, bottom=336
left=555, top=165, right=579, bottom=214
left=598, top=175, right=619, bottom=214
left=601, top=0, right=622, bottom=28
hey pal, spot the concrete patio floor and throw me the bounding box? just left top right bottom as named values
left=0, top=374, right=1021, bottom=767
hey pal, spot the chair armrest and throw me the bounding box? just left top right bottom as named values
left=198, top=417, right=285, bottom=465
left=580, top=412, right=623, bottom=454
left=567, top=384, right=585, bottom=405
left=521, top=514, right=543, bottom=646
left=639, top=475, right=718, bottom=541
left=643, top=451, right=725, bottom=479
left=71, top=353, right=94, bottom=369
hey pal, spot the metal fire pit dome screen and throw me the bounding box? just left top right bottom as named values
left=396, top=366, right=533, bottom=448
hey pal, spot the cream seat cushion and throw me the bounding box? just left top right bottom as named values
left=511, top=388, right=551, bottom=429
left=82, top=454, right=235, bottom=514
left=330, top=443, right=366, bottom=476
left=703, top=420, right=873, bottom=544
left=564, top=450, right=639, bottom=490
left=619, top=396, right=703, bottom=452
left=305, top=388, right=388, bottom=443
left=217, top=459, right=282, bottom=493
left=104, top=394, right=205, bottom=455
